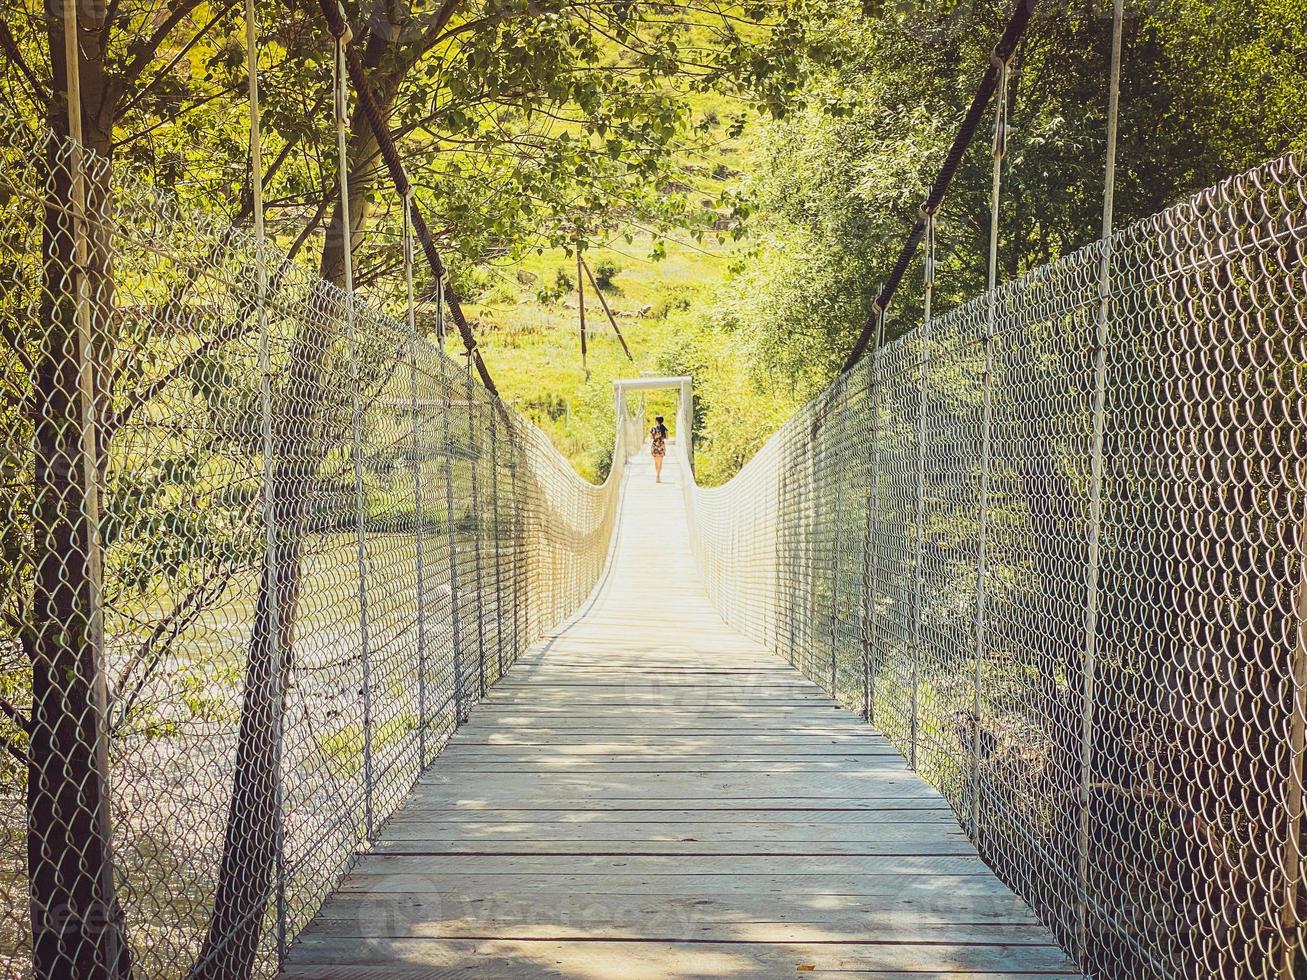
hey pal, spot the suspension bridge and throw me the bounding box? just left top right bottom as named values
left=280, top=424, right=1075, bottom=978
left=3, top=0, right=1306, bottom=977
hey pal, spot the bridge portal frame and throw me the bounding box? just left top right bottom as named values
left=612, top=375, right=694, bottom=473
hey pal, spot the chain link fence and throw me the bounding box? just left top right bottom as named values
left=0, top=123, right=629, bottom=978
left=682, top=153, right=1307, bottom=979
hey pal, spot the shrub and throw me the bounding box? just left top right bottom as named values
left=451, top=264, right=491, bottom=301
left=651, top=287, right=693, bottom=319
left=484, top=282, right=519, bottom=305
left=536, top=267, right=575, bottom=305
left=592, top=258, right=621, bottom=291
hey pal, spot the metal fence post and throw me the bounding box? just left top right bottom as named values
left=466, top=367, right=488, bottom=699
left=346, top=319, right=374, bottom=839
left=332, top=27, right=374, bottom=841
left=491, top=412, right=505, bottom=682
left=804, top=427, right=818, bottom=676
left=1078, top=0, right=1124, bottom=961
left=39, top=8, right=125, bottom=976
left=909, top=212, right=935, bottom=772
left=971, top=317, right=995, bottom=842
left=402, top=195, right=428, bottom=770
left=1078, top=276, right=1107, bottom=967
left=779, top=464, right=796, bottom=666
left=1283, top=509, right=1307, bottom=980
left=242, top=0, right=288, bottom=961
left=860, top=310, right=886, bottom=726
left=827, top=383, right=847, bottom=700
left=442, top=364, right=465, bottom=726
left=509, top=421, right=522, bottom=666
left=972, top=56, right=1009, bottom=846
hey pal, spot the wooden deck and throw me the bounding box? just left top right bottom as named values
left=281, top=448, right=1076, bottom=978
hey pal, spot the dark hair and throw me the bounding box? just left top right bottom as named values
left=655, top=416, right=664, bottom=423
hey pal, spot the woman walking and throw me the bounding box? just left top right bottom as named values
left=650, top=415, right=668, bottom=483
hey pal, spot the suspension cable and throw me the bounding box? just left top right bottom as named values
left=841, top=0, right=1038, bottom=374
left=402, top=189, right=418, bottom=339
left=987, top=58, right=1010, bottom=299
left=333, top=22, right=355, bottom=299
left=317, top=0, right=497, bottom=394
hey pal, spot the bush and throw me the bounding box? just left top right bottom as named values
left=592, top=258, right=621, bottom=291
left=651, top=287, right=693, bottom=319
left=524, top=394, right=568, bottom=422
left=484, top=282, right=519, bottom=305
left=450, top=264, right=492, bottom=301
left=536, top=267, right=575, bottom=305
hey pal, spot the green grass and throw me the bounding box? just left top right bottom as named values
left=476, top=230, right=734, bottom=482
left=470, top=86, right=759, bottom=482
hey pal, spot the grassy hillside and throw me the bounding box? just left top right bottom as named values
left=473, top=234, right=727, bottom=482
left=471, top=92, right=754, bottom=483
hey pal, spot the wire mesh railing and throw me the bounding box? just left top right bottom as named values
left=681, top=153, right=1307, bottom=979
left=0, top=124, right=630, bottom=978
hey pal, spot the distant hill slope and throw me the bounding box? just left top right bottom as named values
left=472, top=94, right=751, bottom=483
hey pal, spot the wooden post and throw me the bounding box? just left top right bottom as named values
left=581, top=258, right=633, bottom=360
left=577, top=248, right=588, bottom=377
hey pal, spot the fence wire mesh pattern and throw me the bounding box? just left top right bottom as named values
left=0, top=128, right=627, bottom=978
left=682, top=154, right=1307, bottom=979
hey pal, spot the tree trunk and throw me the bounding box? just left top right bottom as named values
left=190, top=4, right=408, bottom=975
left=26, top=7, right=131, bottom=979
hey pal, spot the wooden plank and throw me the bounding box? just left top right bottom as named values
left=283, top=937, right=1075, bottom=974
left=334, top=871, right=1027, bottom=898
left=367, top=840, right=979, bottom=857
left=380, top=807, right=959, bottom=825
left=450, top=732, right=885, bottom=744
left=310, top=890, right=1051, bottom=932
left=407, top=778, right=946, bottom=801
left=298, top=912, right=1055, bottom=945
left=280, top=450, right=1072, bottom=979
left=346, top=854, right=993, bottom=877
left=386, top=800, right=957, bottom=816
left=283, top=968, right=1078, bottom=980
left=374, top=821, right=967, bottom=842
left=440, top=742, right=901, bottom=756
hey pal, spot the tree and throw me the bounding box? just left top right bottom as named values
left=679, top=0, right=1307, bottom=471
left=0, top=1, right=824, bottom=976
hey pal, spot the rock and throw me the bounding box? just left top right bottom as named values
left=516, top=269, right=538, bottom=285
